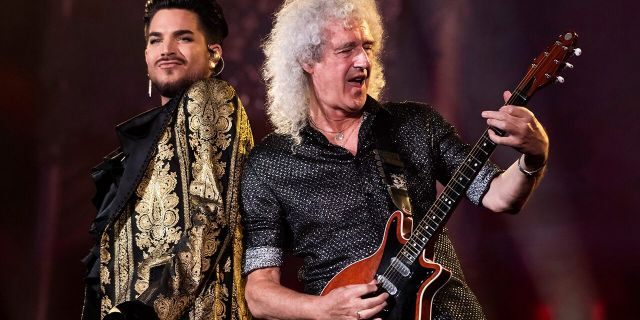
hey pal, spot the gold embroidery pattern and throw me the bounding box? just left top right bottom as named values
left=155, top=293, right=190, bottom=320
left=225, top=98, right=253, bottom=230
left=101, top=296, right=113, bottom=319
left=227, top=91, right=253, bottom=320
left=185, top=80, right=235, bottom=276
left=135, top=130, right=181, bottom=255
left=134, top=129, right=182, bottom=295
left=232, top=220, right=250, bottom=319
left=190, top=280, right=217, bottom=319
left=175, top=103, right=192, bottom=230
left=99, top=235, right=111, bottom=288
left=187, top=80, right=235, bottom=205
left=99, top=232, right=113, bottom=318
left=214, top=271, right=230, bottom=318
left=113, top=209, right=134, bottom=304
left=234, top=99, right=254, bottom=159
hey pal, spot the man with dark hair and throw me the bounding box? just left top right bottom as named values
left=82, top=1, right=253, bottom=319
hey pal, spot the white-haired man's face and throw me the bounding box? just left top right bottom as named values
left=303, top=19, right=374, bottom=113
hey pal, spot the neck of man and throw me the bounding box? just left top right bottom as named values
left=308, top=95, right=363, bottom=133
left=308, top=94, right=363, bottom=156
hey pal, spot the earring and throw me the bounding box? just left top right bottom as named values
left=148, top=78, right=152, bottom=97
left=211, top=57, right=225, bottom=77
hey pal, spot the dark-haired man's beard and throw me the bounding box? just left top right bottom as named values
left=152, top=69, right=209, bottom=102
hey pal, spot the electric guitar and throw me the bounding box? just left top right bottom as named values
left=321, top=32, right=581, bottom=319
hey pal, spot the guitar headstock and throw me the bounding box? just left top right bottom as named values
left=519, top=31, right=580, bottom=98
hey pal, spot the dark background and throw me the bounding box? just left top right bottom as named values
left=1, top=0, right=638, bottom=319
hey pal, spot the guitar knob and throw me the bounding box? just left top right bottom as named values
left=555, top=76, right=565, bottom=84
left=564, top=62, right=574, bottom=69
left=573, top=48, right=582, bottom=56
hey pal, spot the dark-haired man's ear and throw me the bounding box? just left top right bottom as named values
left=207, top=44, right=222, bottom=63
left=208, top=44, right=224, bottom=76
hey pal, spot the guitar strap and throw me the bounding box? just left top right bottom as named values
left=372, top=110, right=413, bottom=217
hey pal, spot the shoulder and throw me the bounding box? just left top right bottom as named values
left=181, top=78, right=242, bottom=120
left=180, top=78, right=243, bottom=127
left=185, top=78, right=237, bottom=104
left=247, top=133, right=293, bottom=162
left=380, top=100, right=453, bottom=133
left=381, top=100, right=441, bottom=121
left=241, top=133, right=294, bottom=184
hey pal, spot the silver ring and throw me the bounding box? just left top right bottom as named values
left=356, top=310, right=362, bottom=319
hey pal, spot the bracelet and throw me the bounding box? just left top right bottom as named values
left=518, top=155, right=545, bottom=177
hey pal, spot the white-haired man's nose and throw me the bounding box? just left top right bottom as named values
left=353, top=47, right=371, bottom=69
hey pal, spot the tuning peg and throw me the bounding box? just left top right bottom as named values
left=555, top=76, right=565, bottom=84
left=554, top=60, right=575, bottom=69
left=573, top=48, right=582, bottom=56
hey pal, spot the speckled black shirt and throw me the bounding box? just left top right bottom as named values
left=241, top=96, right=501, bottom=319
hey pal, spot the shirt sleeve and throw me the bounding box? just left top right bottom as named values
left=240, top=148, right=285, bottom=274
left=428, top=107, right=503, bottom=205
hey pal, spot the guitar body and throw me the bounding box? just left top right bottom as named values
left=321, top=211, right=451, bottom=320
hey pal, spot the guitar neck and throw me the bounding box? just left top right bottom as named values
left=396, top=89, right=530, bottom=265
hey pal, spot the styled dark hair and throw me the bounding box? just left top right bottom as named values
left=144, top=0, right=229, bottom=45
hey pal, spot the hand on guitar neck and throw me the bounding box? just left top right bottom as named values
left=482, top=90, right=549, bottom=168
left=480, top=90, right=550, bottom=213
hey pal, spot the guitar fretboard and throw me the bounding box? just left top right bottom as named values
left=401, top=130, right=497, bottom=263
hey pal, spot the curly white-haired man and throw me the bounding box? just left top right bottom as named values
left=241, top=0, right=549, bottom=319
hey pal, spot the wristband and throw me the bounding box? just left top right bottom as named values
left=518, top=155, right=545, bottom=177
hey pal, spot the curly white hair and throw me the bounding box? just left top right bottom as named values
left=263, top=0, right=385, bottom=144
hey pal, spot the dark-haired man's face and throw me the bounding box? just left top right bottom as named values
left=145, top=9, right=219, bottom=104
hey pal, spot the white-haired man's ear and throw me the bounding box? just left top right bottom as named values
left=301, top=62, right=315, bottom=74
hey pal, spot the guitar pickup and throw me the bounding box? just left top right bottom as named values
left=390, top=257, right=410, bottom=277
left=376, top=274, right=398, bottom=296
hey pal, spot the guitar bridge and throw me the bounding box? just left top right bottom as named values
left=376, top=274, right=398, bottom=296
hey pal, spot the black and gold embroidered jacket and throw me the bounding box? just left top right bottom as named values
left=82, top=79, right=253, bottom=320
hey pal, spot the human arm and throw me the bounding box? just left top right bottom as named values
left=481, top=91, right=549, bottom=213
left=240, top=138, right=387, bottom=319
left=245, top=267, right=387, bottom=320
